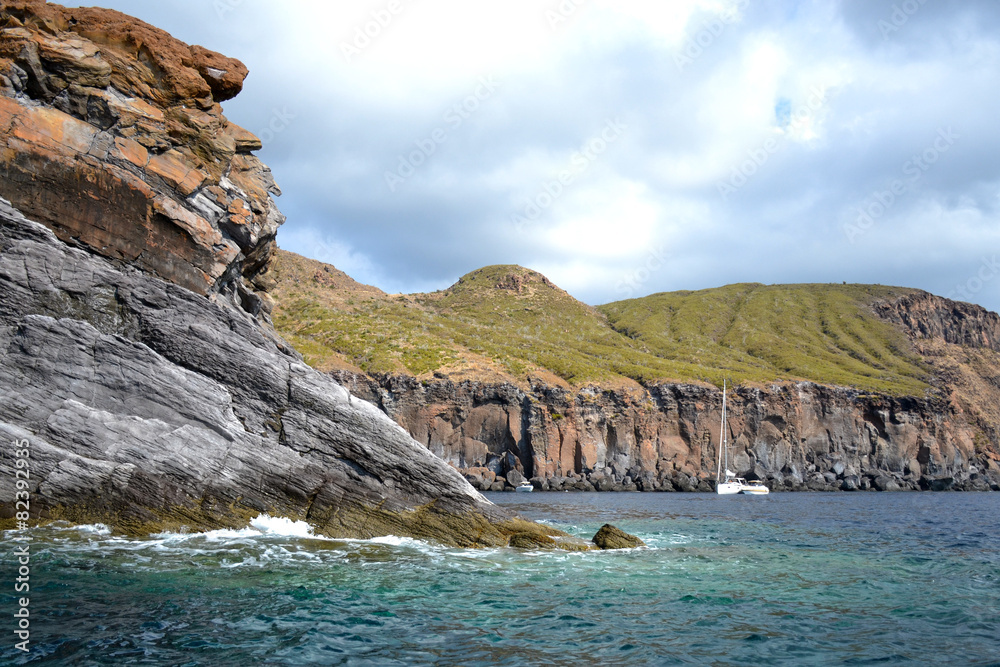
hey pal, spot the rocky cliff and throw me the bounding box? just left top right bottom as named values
left=0, top=0, right=281, bottom=316
left=270, top=251, right=1000, bottom=493
left=335, top=369, right=1000, bottom=493
left=0, top=2, right=568, bottom=547
left=872, top=291, right=1000, bottom=351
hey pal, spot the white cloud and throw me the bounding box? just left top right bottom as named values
left=60, top=0, right=1000, bottom=312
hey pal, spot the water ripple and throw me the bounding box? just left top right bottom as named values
left=3, top=494, right=1000, bottom=665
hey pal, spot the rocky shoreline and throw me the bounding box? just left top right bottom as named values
left=333, top=371, right=1000, bottom=494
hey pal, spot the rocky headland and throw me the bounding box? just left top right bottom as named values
left=0, top=1, right=582, bottom=548
left=272, top=254, right=1000, bottom=494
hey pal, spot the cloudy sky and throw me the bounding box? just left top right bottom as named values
left=66, top=0, right=1000, bottom=312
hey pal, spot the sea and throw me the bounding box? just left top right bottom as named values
left=3, top=492, right=999, bottom=666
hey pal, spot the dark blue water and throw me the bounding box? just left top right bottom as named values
left=3, top=493, right=999, bottom=665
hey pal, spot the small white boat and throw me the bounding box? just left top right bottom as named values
left=716, top=381, right=769, bottom=496
left=515, top=481, right=534, bottom=493
left=740, top=479, right=769, bottom=495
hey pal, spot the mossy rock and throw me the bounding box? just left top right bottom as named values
left=592, top=524, right=644, bottom=549
left=508, top=531, right=557, bottom=549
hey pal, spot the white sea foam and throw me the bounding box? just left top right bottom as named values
left=43, top=522, right=113, bottom=536
left=148, top=514, right=324, bottom=543
left=75, top=523, right=112, bottom=535
left=151, top=527, right=254, bottom=542
left=367, top=535, right=425, bottom=547
left=249, top=514, right=318, bottom=538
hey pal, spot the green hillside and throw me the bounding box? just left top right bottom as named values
left=598, top=283, right=929, bottom=394
left=270, top=251, right=932, bottom=395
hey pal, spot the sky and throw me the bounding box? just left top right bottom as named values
left=64, top=0, right=1000, bottom=312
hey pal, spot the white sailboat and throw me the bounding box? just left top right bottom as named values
left=716, top=380, right=769, bottom=496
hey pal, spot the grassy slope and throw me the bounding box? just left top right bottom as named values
left=271, top=250, right=931, bottom=395
left=599, top=283, right=929, bottom=394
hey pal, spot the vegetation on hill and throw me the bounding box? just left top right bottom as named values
left=599, top=283, right=929, bottom=394
left=270, top=251, right=932, bottom=395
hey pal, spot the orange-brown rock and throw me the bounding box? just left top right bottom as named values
left=0, top=1, right=282, bottom=314
left=334, top=368, right=999, bottom=493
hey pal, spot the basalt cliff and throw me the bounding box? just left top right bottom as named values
left=272, top=254, right=1000, bottom=493
left=0, top=1, right=569, bottom=548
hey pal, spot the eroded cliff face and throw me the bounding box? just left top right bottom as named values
left=872, top=291, right=1000, bottom=351
left=0, top=196, right=557, bottom=545
left=333, top=295, right=1000, bottom=493
left=0, top=1, right=281, bottom=316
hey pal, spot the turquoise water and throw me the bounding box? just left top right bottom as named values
left=3, top=493, right=1000, bottom=665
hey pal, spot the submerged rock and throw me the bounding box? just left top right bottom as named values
left=592, top=524, right=644, bottom=550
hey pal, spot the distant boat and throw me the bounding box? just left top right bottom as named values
left=716, top=380, right=769, bottom=496
left=515, top=481, right=534, bottom=493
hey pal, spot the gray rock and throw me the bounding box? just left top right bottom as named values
left=873, top=475, right=901, bottom=492
left=529, top=477, right=548, bottom=491
left=0, top=202, right=516, bottom=545
left=506, top=469, right=526, bottom=487
left=920, top=475, right=954, bottom=491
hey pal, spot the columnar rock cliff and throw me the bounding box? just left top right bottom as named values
left=336, top=369, right=1000, bottom=492
left=331, top=291, right=1000, bottom=493
left=0, top=2, right=567, bottom=546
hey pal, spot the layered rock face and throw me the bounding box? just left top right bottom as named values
left=872, top=291, right=1000, bottom=351
left=0, top=1, right=281, bottom=316
left=0, top=197, right=538, bottom=544
left=334, top=311, right=1000, bottom=493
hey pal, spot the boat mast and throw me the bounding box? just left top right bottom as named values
left=717, top=379, right=726, bottom=483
